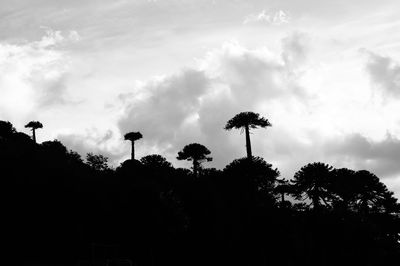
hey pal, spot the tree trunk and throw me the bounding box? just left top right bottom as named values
left=312, top=193, right=320, bottom=211
left=131, top=141, right=135, bottom=160
left=245, top=125, right=252, bottom=159
left=32, top=129, right=36, bottom=143
left=193, top=159, right=198, bottom=177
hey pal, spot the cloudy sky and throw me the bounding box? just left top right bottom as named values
left=1, top=0, right=400, bottom=196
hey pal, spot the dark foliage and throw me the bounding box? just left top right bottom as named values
left=224, top=111, right=271, bottom=130
left=177, top=143, right=212, bottom=177
left=2, top=120, right=400, bottom=266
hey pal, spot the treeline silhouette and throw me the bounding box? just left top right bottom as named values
left=1, top=115, right=400, bottom=266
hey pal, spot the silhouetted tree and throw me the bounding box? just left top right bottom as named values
left=224, top=156, right=280, bottom=200
left=329, top=168, right=358, bottom=212
left=0, top=120, right=16, bottom=139
left=140, top=154, right=173, bottom=170
left=86, top=153, right=110, bottom=171
left=41, top=140, right=68, bottom=155
left=177, top=143, right=212, bottom=177
left=224, top=112, right=271, bottom=159
left=275, top=178, right=292, bottom=207
left=140, top=154, right=174, bottom=186
left=353, top=170, right=399, bottom=214
left=292, top=162, right=333, bottom=210
left=124, top=132, right=143, bottom=160
left=66, top=150, right=84, bottom=165
left=25, top=121, right=43, bottom=143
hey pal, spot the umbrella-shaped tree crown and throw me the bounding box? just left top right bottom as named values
left=25, top=121, right=43, bottom=130
left=124, top=132, right=143, bottom=141
left=224, top=111, right=271, bottom=130
left=177, top=143, right=212, bottom=162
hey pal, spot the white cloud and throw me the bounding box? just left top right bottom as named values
left=0, top=28, right=79, bottom=122
left=281, top=32, right=310, bottom=70
left=2, top=0, right=400, bottom=198
left=117, top=35, right=310, bottom=168
left=243, top=10, right=290, bottom=25
left=112, top=32, right=400, bottom=202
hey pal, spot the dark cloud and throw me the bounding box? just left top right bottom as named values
left=326, top=133, right=400, bottom=178
left=250, top=129, right=400, bottom=182
left=365, top=51, right=400, bottom=98
left=118, top=69, right=210, bottom=151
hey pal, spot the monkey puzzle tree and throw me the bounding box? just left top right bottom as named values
left=328, top=168, right=399, bottom=214
left=292, top=162, right=334, bottom=210
left=124, top=132, right=142, bottom=160
left=24, top=121, right=43, bottom=143
left=275, top=178, right=293, bottom=207
left=224, top=112, right=271, bottom=159
left=177, top=143, right=212, bottom=177
left=353, top=170, right=399, bottom=214
left=140, top=154, right=173, bottom=170
left=329, top=168, right=358, bottom=211
left=224, top=156, right=280, bottom=204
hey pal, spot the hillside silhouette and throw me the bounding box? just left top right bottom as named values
left=1, top=115, right=399, bottom=266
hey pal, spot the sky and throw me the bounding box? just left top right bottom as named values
left=1, top=0, right=400, bottom=196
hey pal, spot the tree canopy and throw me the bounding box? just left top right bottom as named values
left=25, top=121, right=43, bottom=130
left=177, top=143, right=212, bottom=176
left=224, top=111, right=271, bottom=130
left=124, top=131, right=143, bottom=141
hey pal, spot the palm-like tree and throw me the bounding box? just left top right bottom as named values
left=224, top=112, right=271, bottom=159
left=124, top=132, right=143, bottom=160
left=24, top=121, right=43, bottom=143
left=177, top=143, right=212, bottom=177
